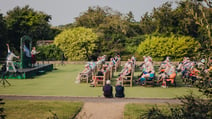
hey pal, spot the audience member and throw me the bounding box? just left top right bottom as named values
left=115, top=81, right=125, bottom=98
left=103, top=80, right=113, bottom=98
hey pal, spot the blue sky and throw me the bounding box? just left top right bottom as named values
left=0, top=0, right=179, bottom=26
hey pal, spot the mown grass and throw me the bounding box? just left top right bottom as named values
left=124, top=103, right=178, bottom=119
left=0, top=64, right=202, bottom=98
left=4, top=100, right=83, bottom=119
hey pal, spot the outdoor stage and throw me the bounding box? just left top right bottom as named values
left=6, top=64, right=53, bottom=79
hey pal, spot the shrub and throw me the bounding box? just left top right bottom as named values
left=36, top=44, right=64, bottom=61
left=136, top=34, right=200, bottom=60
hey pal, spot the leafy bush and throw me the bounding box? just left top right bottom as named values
left=54, top=27, right=97, bottom=61
left=125, top=35, right=146, bottom=54
left=136, top=34, right=200, bottom=60
left=36, top=44, right=64, bottom=61
left=142, top=93, right=212, bottom=119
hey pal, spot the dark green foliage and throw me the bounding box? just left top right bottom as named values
left=0, top=98, right=6, bottom=119
left=125, top=35, right=146, bottom=54
left=75, top=6, right=107, bottom=28
left=5, top=5, right=53, bottom=51
left=142, top=93, right=212, bottom=119
left=0, top=13, right=7, bottom=59
left=36, top=44, right=64, bottom=61
left=141, top=106, right=167, bottom=119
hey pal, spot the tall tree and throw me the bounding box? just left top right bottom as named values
left=140, top=2, right=174, bottom=34
left=183, top=0, right=212, bottom=57
left=54, top=27, right=97, bottom=61
left=75, top=6, right=107, bottom=28
left=5, top=5, right=52, bottom=51
left=0, top=12, right=7, bottom=59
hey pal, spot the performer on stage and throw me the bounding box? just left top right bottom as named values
left=31, top=47, right=40, bottom=67
left=6, top=44, right=19, bottom=72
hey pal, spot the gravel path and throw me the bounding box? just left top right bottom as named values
left=0, top=95, right=180, bottom=103
left=75, top=102, right=126, bottom=119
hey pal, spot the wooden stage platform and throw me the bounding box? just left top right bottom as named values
left=5, top=64, right=53, bottom=79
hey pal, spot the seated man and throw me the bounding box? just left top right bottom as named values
left=115, top=81, right=125, bottom=98
left=103, top=80, right=113, bottom=98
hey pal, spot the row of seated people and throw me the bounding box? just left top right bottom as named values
left=176, top=57, right=211, bottom=86
left=89, top=55, right=122, bottom=87
left=75, top=55, right=107, bottom=84
left=90, top=61, right=113, bottom=87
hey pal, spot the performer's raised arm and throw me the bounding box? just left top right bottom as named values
left=6, top=44, right=11, bottom=53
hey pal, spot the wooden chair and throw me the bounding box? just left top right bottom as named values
left=144, top=76, right=155, bottom=86
left=121, top=67, right=134, bottom=87
left=79, top=70, right=92, bottom=83
left=95, top=69, right=110, bottom=87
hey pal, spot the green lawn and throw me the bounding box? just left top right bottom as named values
left=3, top=100, right=83, bottom=119
left=0, top=64, right=202, bottom=98
left=124, top=103, right=176, bottom=119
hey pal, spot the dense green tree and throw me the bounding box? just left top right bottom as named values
left=5, top=5, right=52, bottom=51
left=125, top=35, right=146, bottom=54
left=54, top=27, right=97, bottom=60
left=183, top=0, right=212, bottom=56
left=140, top=2, right=174, bottom=34
left=139, top=1, right=201, bottom=37
left=0, top=12, right=7, bottom=59
left=125, top=11, right=142, bottom=37
left=140, top=12, right=157, bottom=34
left=96, top=14, right=128, bottom=57
left=152, top=2, right=174, bottom=34
left=75, top=6, right=107, bottom=28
